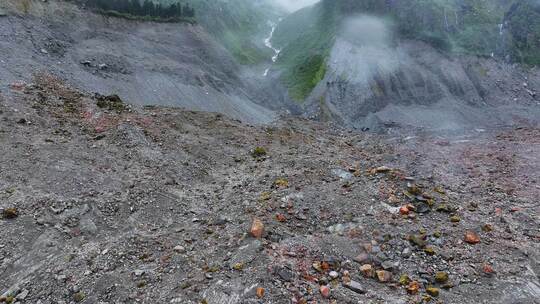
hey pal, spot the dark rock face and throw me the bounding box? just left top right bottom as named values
left=504, top=0, right=540, bottom=65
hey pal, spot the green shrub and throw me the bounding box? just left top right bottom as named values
left=251, top=147, right=267, bottom=158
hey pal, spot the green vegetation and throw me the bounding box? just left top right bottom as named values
left=73, top=292, right=86, bottom=302
left=282, top=54, right=327, bottom=100
left=93, top=9, right=195, bottom=23
left=251, top=147, right=267, bottom=158
left=85, top=0, right=195, bottom=22
left=95, top=94, right=127, bottom=112
left=505, top=1, right=540, bottom=65
left=185, top=0, right=276, bottom=65
left=222, top=30, right=271, bottom=65
left=274, top=0, right=337, bottom=101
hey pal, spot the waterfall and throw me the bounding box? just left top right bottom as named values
left=263, top=18, right=283, bottom=77
left=495, top=21, right=509, bottom=60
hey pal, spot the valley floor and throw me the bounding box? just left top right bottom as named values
left=0, top=75, right=539, bottom=303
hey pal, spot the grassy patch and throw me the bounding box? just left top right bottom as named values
left=274, top=1, right=337, bottom=101
left=282, top=54, right=327, bottom=101
left=222, top=31, right=272, bottom=65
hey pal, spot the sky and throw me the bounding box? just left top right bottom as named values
left=270, top=0, right=319, bottom=12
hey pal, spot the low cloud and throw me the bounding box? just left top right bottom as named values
left=329, top=15, right=400, bottom=86
left=269, top=0, right=319, bottom=12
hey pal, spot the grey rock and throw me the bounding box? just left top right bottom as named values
left=79, top=217, right=98, bottom=235
left=229, top=240, right=262, bottom=268
left=295, top=213, right=307, bottom=220
left=343, top=280, right=366, bottom=294
left=56, top=274, right=67, bottom=282
left=277, top=267, right=294, bottom=282
left=327, top=223, right=346, bottom=234
left=17, top=289, right=29, bottom=300
left=174, top=245, right=186, bottom=253
left=415, top=202, right=430, bottom=213
left=381, top=260, right=394, bottom=271
left=401, top=247, right=412, bottom=258
left=331, top=169, right=354, bottom=180
left=354, top=252, right=370, bottom=264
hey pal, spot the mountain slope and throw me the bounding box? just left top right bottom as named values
left=271, top=0, right=540, bottom=130
left=0, top=0, right=275, bottom=123
left=178, top=0, right=279, bottom=64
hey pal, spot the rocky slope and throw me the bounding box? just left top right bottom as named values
left=0, top=0, right=275, bottom=124
left=1, top=73, right=539, bottom=304
left=271, top=0, right=540, bottom=131
left=2, top=0, right=539, bottom=132
left=307, top=35, right=540, bottom=132
left=1, top=2, right=540, bottom=303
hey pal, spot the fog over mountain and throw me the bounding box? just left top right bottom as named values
left=269, top=0, right=319, bottom=12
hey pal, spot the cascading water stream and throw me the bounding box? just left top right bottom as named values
left=263, top=18, right=282, bottom=76
left=494, top=20, right=508, bottom=60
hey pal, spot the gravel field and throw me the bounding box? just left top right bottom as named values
left=1, top=75, right=538, bottom=303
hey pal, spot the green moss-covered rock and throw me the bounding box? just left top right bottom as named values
left=423, top=246, right=436, bottom=255
left=2, top=207, right=18, bottom=219
left=426, top=286, right=440, bottom=297
left=73, top=292, right=85, bottom=302
left=435, top=271, right=449, bottom=283
left=95, top=94, right=126, bottom=112
left=409, top=234, right=426, bottom=248
left=251, top=147, right=267, bottom=158
left=399, top=274, right=411, bottom=285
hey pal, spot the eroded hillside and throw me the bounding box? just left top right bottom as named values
left=1, top=74, right=539, bottom=303
left=0, top=0, right=275, bottom=123
left=271, top=0, right=540, bottom=131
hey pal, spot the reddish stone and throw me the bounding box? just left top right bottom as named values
left=407, top=281, right=420, bottom=294
left=320, top=285, right=330, bottom=298
left=483, top=264, right=495, bottom=275
left=10, top=81, right=26, bottom=91
left=276, top=214, right=287, bottom=222
left=256, top=287, right=265, bottom=299
left=250, top=218, right=264, bottom=239
left=399, top=205, right=410, bottom=215
left=464, top=231, right=480, bottom=244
